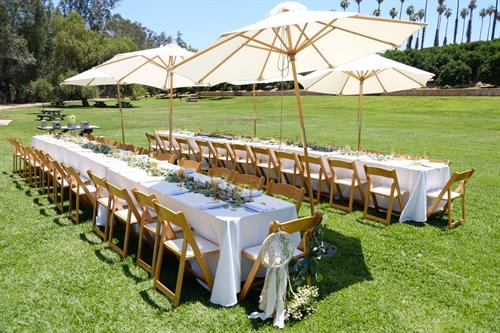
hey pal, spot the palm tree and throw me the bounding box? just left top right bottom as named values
left=453, top=0, right=460, bottom=43
left=355, top=0, right=362, bottom=13
left=372, top=8, right=381, bottom=16
left=479, top=8, right=487, bottom=40
left=420, top=0, right=429, bottom=51
left=340, top=0, right=350, bottom=11
left=415, top=9, right=425, bottom=49
left=460, top=7, right=469, bottom=43
left=486, top=5, right=495, bottom=40
left=492, top=0, right=498, bottom=40
left=376, top=0, right=384, bottom=16
left=466, top=0, right=477, bottom=43
left=434, top=0, right=446, bottom=47
left=406, top=5, right=415, bottom=49
left=443, top=7, right=453, bottom=45
left=399, top=0, right=405, bottom=19
left=389, top=7, right=398, bottom=19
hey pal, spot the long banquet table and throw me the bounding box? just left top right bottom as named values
left=32, top=135, right=298, bottom=307
left=158, top=131, right=451, bottom=223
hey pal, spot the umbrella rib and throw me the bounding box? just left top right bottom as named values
left=95, top=54, right=138, bottom=68
left=257, top=33, right=279, bottom=80
left=339, top=72, right=353, bottom=95
left=239, top=32, right=287, bottom=54
left=374, top=71, right=387, bottom=93
left=293, top=23, right=308, bottom=50
left=393, top=68, right=426, bottom=87
left=246, top=43, right=280, bottom=53
left=324, top=24, right=398, bottom=47
left=198, top=30, right=266, bottom=83
left=119, top=58, right=156, bottom=83
left=305, top=71, right=331, bottom=91
left=299, top=27, right=333, bottom=68
left=271, top=27, right=289, bottom=52
left=296, top=18, right=338, bottom=52
left=350, top=15, right=426, bottom=27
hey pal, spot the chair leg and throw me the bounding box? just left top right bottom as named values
left=92, top=202, right=106, bottom=240
left=240, top=257, right=262, bottom=301
left=385, top=195, right=395, bottom=225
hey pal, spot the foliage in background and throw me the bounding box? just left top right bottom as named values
left=58, top=69, right=97, bottom=103
left=26, top=78, right=54, bottom=103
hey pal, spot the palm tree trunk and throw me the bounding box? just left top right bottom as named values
left=415, top=30, right=420, bottom=49
left=421, top=0, right=428, bottom=49
left=487, top=15, right=492, bottom=40
left=444, top=18, right=450, bottom=45
left=480, top=18, right=484, bottom=40
left=492, top=0, right=499, bottom=40
left=434, top=16, right=441, bottom=47
left=399, top=2, right=403, bottom=19
left=453, top=0, right=460, bottom=43
left=357, top=3, right=360, bottom=13
left=467, top=9, right=474, bottom=43
left=461, top=18, right=466, bottom=43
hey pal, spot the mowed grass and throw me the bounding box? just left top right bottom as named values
left=0, top=95, right=499, bottom=332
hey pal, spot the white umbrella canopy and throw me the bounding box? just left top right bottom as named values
left=61, top=68, right=120, bottom=87
left=172, top=1, right=425, bottom=213
left=301, top=54, right=434, bottom=150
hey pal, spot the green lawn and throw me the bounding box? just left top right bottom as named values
left=0, top=96, right=499, bottom=332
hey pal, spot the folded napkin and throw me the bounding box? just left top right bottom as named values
left=240, top=189, right=262, bottom=199
left=244, top=202, right=271, bottom=213
left=164, top=187, right=190, bottom=196
left=197, top=201, right=226, bottom=210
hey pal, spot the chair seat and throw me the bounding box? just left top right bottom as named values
left=75, top=184, right=96, bottom=195
left=164, top=236, right=219, bottom=258
left=97, top=197, right=125, bottom=207
left=280, top=168, right=299, bottom=175
left=115, top=209, right=139, bottom=224
left=427, top=190, right=461, bottom=200
left=370, top=186, right=406, bottom=197
left=334, top=177, right=362, bottom=186
left=256, top=162, right=270, bottom=168
left=243, top=244, right=303, bottom=260
left=304, top=172, right=322, bottom=180
left=145, top=221, right=183, bottom=234
left=56, top=178, right=70, bottom=187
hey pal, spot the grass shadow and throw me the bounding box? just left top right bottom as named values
left=53, top=216, right=72, bottom=227
left=39, top=208, right=50, bottom=216
left=79, top=232, right=102, bottom=245
left=121, top=264, right=148, bottom=284
left=139, top=289, right=172, bottom=312
left=94, top=248, right=121, bottom=265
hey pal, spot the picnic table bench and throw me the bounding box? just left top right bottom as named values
left=50, top=100, right=65, bottom=107
left=116, top=101, right=133, bottom=108
left=186, top=94, right=200, bottom=102
left=37, top=124, right=100, bottom=135
left=36, top=109, right=65, bottom=121
left=94, top=101, right=107, bottom=107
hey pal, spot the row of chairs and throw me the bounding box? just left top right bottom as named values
left=7, top=137, right=318, bottom=306
left=148, top=134, right=475, bottom=228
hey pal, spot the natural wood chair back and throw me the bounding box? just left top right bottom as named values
left=153, top=202, right=217, bottom=307
left=427, top=168, right=476, bottom=228
left=327, top=158, right=365, bottom=212
left=208, top=167, right=236, bottom=181
left=145, top=132, right=159, bottom=151
left=363, top=165, right=405, bottom=225
left=63, top=164, right=95, bottom=224
left=136, top=147, right=150, bottom=155
left=179, top=158, right=201, bottom=172
left=174, top=137, right=196, bottom=160
left=275, top=151, right=303, bottom=187
left=229, top=143, right=252, bottom=173
left=51, top=159, right=70, bottom=213
left=87, top=170, right=110, bottom=240
left=267, top=180, right=306, bottom=213
left=298, top=154, right=330, bottom=204
left=132, top=189, right=162, bottom=274
left=105, top=181, right=140, bottom=257
left=250, top=146, right=279, bottom=186
left=194, top=139, right=217, bottom=167
left=240, top=212, right=323, bottom=300
left=157, top=134, right=180, bottom=154
left=232, top=173, right=264, bottom=190
left=211, top=141, right=232, bottom=168
left=152, top=151, right=176, bottom=164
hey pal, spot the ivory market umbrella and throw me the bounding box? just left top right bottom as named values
left=61, top=68, right=130, bottom=143
left=300, top=54, right=434, bottom=150
left=229, top=74, right=303, bottom=137
left=95, top=43, right=202, bottom=147
left=172, top=1, right=425, bottom=213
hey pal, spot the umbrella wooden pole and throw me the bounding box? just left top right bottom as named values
left=252, top=83, right=257, bottom=137
left=357, top=79, right=364, bottom=151
left=168, top=71, right=174, bottom=152
left=290, top=54, right=315, bottom=215
left=116, top=83, right=125, bottom=144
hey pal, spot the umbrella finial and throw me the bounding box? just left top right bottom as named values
left=265, top=1, right=307, bottom=18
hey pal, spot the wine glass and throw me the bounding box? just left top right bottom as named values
left=177, top=168, right=185, bottom=188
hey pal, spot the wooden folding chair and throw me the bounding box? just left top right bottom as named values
left=31, top=148, right=48, bottom=191
left=152, top=151, right=176, bottom=164
left=153, top=202, right=219, bottom=307
left=208, top=167, right=237, bottom=182
left=275, top=151, right=303, bottom=187
left=250, top=146, right=279, bottom=186
left=327, top=158, right=366, bottom=212
left=363, top=165, right=407, bottom=225
left=158, top=134, right=181, bottom=155
left=106, top=181, right=141, bottom=258
left=228, top=143, right=253, bottom=174
left=51, top=160, right=71, bottom=213
left=174, top=137, right=197, bottom=160
left=240, top=212, right=323, bottom=300
left=299, top=154, right=330, bottom=204
left=212, top=141, right=232, bottom=168
left=232, top=173, right=265, bottom=190
left=37, top=152, right=55, bottom=195
left=145, top=132, right=159, bottom=151
left=87, top=171, right=112, bottom=240
left=194, top=138, right=217, bottom=168
left=63, top=164, right=96, bottom=224
left=267, top=180, right=306, bottom=213
left=179, top=158, right=201, bottom=172
left=7, top=138, right=22, bottom=174
left=426, top=168, right=475, bottom=228
left=132, top=190, right=184, bottom=275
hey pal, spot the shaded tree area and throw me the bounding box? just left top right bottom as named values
left=385, top=39, right=500, bottom=86
left=0, top=0, right=194, bottom=103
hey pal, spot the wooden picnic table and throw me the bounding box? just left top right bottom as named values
left=36, top=109, right=65, bottom=121
left=115, top=101, right=133, bottom=108
left=94, top=101, right=107, bottom=107
left=37, top=124, right=100, bottom=135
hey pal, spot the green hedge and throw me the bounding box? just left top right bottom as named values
left=384, top=39, right=500, bottom=87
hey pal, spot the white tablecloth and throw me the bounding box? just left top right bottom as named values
left=159, top=131, right=451, bottom=222
left=32, top=135, right=297, bottom=306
